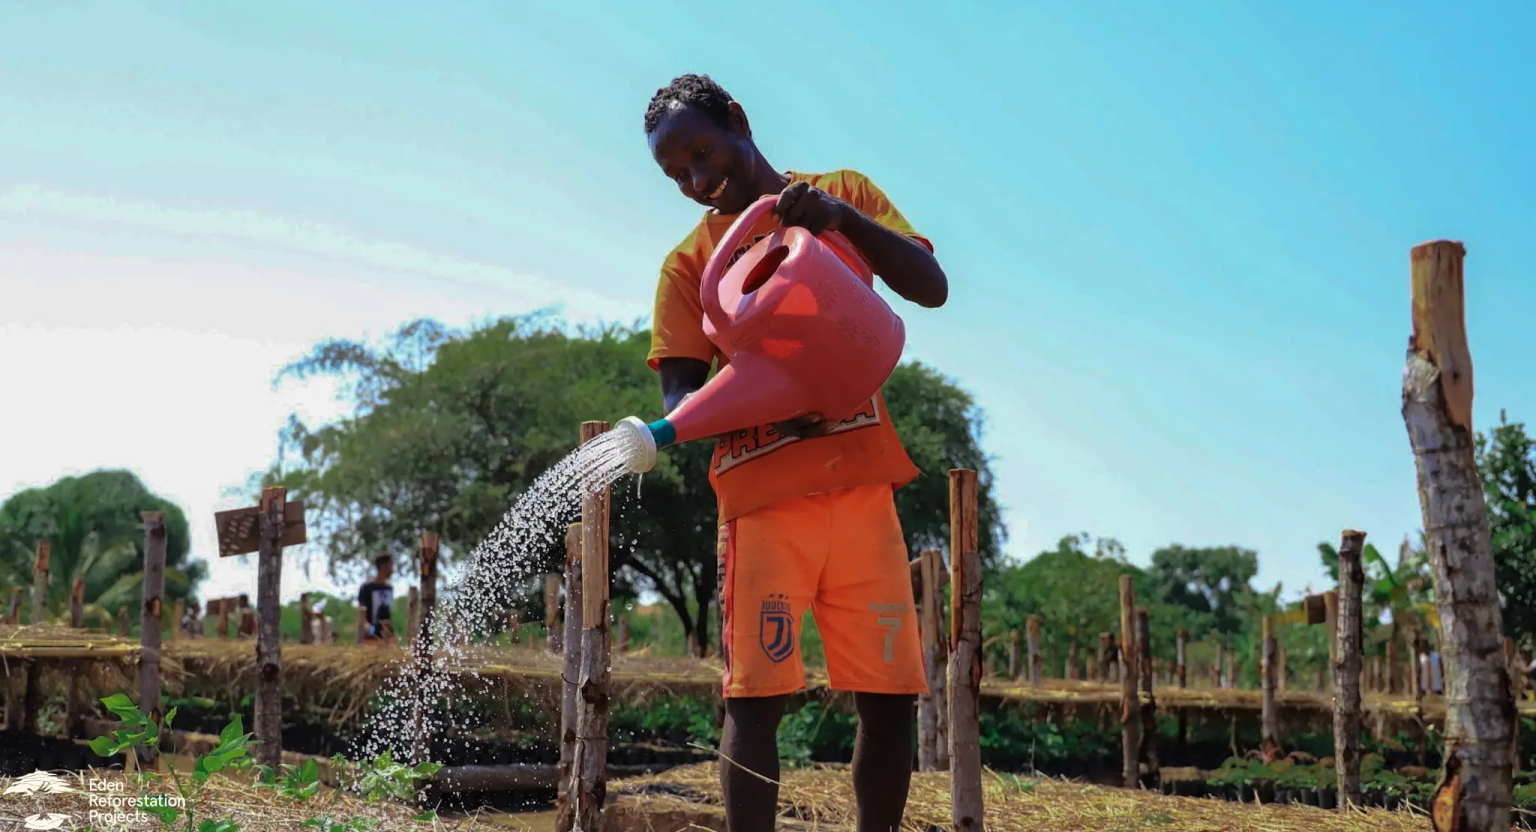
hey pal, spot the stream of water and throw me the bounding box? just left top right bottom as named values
left=350, top=427, right=645, bottom=768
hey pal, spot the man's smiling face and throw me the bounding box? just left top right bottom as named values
left=648, top=101, right=761, bottom=216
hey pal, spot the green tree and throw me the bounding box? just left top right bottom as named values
left=1475, top=409, right=1536, bottom=648
left=267, top=314, right=1003, bottom=652
left=1146, top=544, right=1262, bottom=635
left=0, top=469, right=204, bottom=628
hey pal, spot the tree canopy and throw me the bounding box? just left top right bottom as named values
left=266, top=313, right=1005, bottom=651
left=0, top=469, right=204, bottom=627
left=1476, top=410, right=1536, bottom=648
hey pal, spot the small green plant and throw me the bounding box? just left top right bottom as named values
left=257, top=757, right=323, bottom=802
left=86, top=694, right=254, bottom=832
left=347, top=750, right=443, bottom=803
left=302, top=817, right=377, bottom=831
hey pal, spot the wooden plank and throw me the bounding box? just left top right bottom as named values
left=1334, top=530, right=1366, bottom=810
left=1403, top=241, right=1513, bottom=832
left=214, top=500, right=306, bottom=557
left=573, top=421, right=613, bottom=832
left=946, top=467, right=983, bottom=831
left=253, top=488, right=286, bottom=771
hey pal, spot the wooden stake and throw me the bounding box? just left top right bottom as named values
left=946, top=468, right=983, bottom=830
left=7, top=587, right=21, bottom=625
left=917, top=548, right=948, bottom=772
left=299, top=593, right=314, bottom=645
left=1176, top=628, right=1188, bottom=748
left=573, top=422, right=613, bottom=832
left=555, top=523, right=584, bottom=832
left=170, top=601, right=183, bottom=642
left=31, top=541, right=49, bottom=624
left=1067, top=638, right=1079, bottom=681
left=254, top=490, right=285, bottom=772
left=406, top=586, right=420, bottom=646
left=65, top=578, right=85, bottom=738
left=118, top=606, right=130, bottom=637
left=543, top=572, right=561, bottom=654
left=1136, top=607, right=1157, bottom=787
left=1027, top=615, right=1042, bottom=685
left=1214, top=638, right=1226, bottom=690
left=1387, top=639, right=1399, bottom=696
left=1278, top=645, right=1288, bottom=693
left=1334, top=530, right=1367, bottom=811
left=1119, top=575, right=1139, bottom=789
left=1094, top=633, right=1108, bottom=682
left=1262, top=615, right=1279, bottom=754
left=617, top=614, right=629, bottom=653
left=1325, top=590, right=1339, bottom=691
left=411, top=532, right=440, bottom=766
left=1007, top=629, right=1020, bottom=680
left=1398, top=243, right=1517, bottom=832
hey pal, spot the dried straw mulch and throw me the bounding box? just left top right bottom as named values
left=609, top=763, right=1431, bottom=832
left=0, top=768, right=513, bottom=832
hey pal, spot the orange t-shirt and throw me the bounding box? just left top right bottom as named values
left=648, top=169, right=928, bottom=523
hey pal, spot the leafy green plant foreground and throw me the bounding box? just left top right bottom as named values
left=79, top=693, right=441, bottom=832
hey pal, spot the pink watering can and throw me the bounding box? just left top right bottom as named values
left=615, top=194, right=907, bottom=471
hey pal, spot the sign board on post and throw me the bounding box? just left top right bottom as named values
left=213, top=489, right=306, bottom=772
left=215, top=501, right=306, bottom=556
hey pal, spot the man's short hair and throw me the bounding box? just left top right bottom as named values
left=374, top=553, right=392, bottom=570
left=644, top=74, right=735, bottom=134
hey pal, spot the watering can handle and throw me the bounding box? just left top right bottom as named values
left=700, top=194, right=869, bottom=334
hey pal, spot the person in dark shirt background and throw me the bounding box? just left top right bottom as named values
left=357, top=553, right=395, bottom=642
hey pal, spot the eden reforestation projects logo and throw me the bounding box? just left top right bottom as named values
left=3, top=770, right=186, bottom=830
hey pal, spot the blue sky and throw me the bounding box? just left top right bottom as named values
left=3, top=1, right=1533, bottom=602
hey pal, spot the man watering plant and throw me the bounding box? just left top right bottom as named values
left=643, top=73, right=948, bottom=832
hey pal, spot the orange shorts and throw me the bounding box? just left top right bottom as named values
left=717, top=483, right=928, bottom=698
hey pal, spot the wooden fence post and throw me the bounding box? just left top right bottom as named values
left=253, top=490, right=285, bottom=771
left=1094, top=633, right=1108, bottom=682
left=411, top=532, right=440, bottom=766
left=1067, top=638, right=1079, bottom=681
left=917, top=548, right=949, bottom=772
left=573, top=422, right=613, bottom=832
left=1334, top=530, right=1366, bottom=811
left=65, top=578, right=85, bottom=738
left=1027, top=615, right=1042, bottom=685
left=1007, top=630, right=1020, bottom=680
left=555, top=522, right=584, bottom=832
left=31, top=541, right=49, bottom=624
left=1214, top=638, right=1225, bottom=690
left=7, top=587, right=20, bottom=624
left=407, top=587, right=420, bottom=646
left=136, top=511, right=168, bottom=766
left=1119, top=575, right=1139, bottom=789
left=947, top=468, right=983, bottom=831
left=299, top=593, right=314, bottom=645
left=546, top=572, right=563, bottom=654
left=1176, top=627, right=1189, bottom=748
left=1325, top=590, right=1339, bottom=691
left=1136, top=607, right=1157, bottom=787
left=1262, top=614, right=1279, bottom=755
left=1403, top=241, right=1514, bottom=832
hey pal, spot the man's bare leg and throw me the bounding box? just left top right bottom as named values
left=721, top=693, right=791, bottom=832
left=852, top=692, right=917, bottom=832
